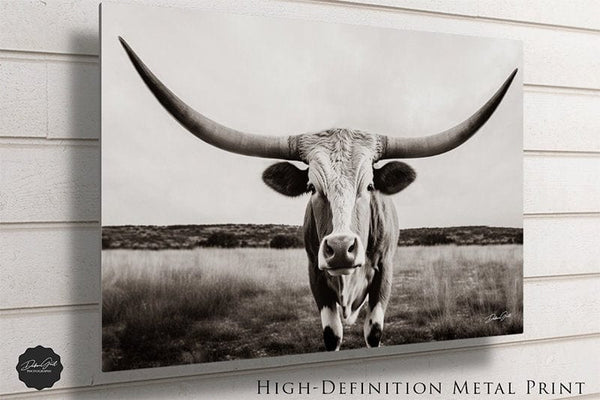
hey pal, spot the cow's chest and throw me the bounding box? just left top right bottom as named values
left=327, top=263, right=375, bottom=323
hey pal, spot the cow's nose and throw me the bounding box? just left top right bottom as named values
left=323, top=234, right=360, bottom=269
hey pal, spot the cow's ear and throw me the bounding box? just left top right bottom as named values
left=262, top=162, right=309, bottom=197
left=373, top=161, right=416, bottom=195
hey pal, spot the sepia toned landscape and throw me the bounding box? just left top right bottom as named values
left=102, top=225, right=522, bottom=371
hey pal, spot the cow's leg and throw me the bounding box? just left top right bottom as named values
left=363, top=302, right=385, bottom=348
left=320, top=304, right=343, bottom=351
left=309, top=254, right=343, bottom=351
left=363, top=259, right=392, bottom=348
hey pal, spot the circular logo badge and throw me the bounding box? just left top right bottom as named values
left=16, top=346, right=63, bottom=390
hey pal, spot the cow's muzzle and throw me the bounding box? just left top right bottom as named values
left=318, top=233, right=366, bottom=275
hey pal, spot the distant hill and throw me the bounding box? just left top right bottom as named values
left=102, top=224, right=522, bottom=250
left=396, top=226, right=522, bottom=246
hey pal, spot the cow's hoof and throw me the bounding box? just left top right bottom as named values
left=323, top=326, right=341, bottom=351
left=366, top=323, right=382, bottom=348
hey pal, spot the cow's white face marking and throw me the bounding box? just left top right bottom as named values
left=299, top=129, right=381, bottom=273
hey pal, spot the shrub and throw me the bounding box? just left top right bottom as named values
left=513, top=232, right=523, bottom=244
left=102, top=236, right=113, bottom=249
left=416, top=233, right=454, bottom=246
left=270, top=234, right=303, bottom=249
left=205, top=232, right=239, bottom=248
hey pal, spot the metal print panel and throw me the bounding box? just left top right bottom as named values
left=101, top=3, right=523, bottom=371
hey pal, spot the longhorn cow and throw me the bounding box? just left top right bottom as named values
left=119, top=37, right=517, bottom=351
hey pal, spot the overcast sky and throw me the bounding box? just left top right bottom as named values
left=101, top=3, right=522, bottom=228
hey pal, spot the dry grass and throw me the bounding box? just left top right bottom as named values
left=102, top=245, right=522, bottom=371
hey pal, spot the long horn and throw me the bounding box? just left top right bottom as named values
left=118, top=37, right=299, bottom=160
left=378, top=68, right=518, bottom=159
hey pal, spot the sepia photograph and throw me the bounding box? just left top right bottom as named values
left=101, top=3, right=523, bottom=372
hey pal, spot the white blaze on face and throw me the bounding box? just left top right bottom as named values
left=299, top=130, right=379, bottom=272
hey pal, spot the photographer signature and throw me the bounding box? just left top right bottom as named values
left=20, top=358, right=58, bottom=371
left=484, top=311, right=512, bottom=323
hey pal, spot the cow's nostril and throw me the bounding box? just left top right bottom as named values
left=348, top=238, right=356, bottom=253
left=324, top=240, right=334, bottom=257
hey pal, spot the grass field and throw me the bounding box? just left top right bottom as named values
left=102, top=245, right=522, bottom=371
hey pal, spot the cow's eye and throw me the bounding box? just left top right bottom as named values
left=367, top=183, right=375, bottom=192
left=307, top=183, right=316, bottom=194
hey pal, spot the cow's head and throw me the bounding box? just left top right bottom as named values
left=119, top=37, right=517, bottom=275
left=262, top=130, right=415, bottom=275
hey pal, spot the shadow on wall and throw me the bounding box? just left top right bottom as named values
left=66, top=31, right=103, bottom=384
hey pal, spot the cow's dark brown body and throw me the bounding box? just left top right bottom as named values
left=305, top=191, right=399, bottom=350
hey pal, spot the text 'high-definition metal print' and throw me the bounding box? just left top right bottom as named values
left=101, top=3, right=523, bottom=371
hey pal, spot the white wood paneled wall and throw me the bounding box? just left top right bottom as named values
left=1, top=1, right=599, bottom=398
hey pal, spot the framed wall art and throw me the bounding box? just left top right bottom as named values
left=101, top=3, right=523, bottom=372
